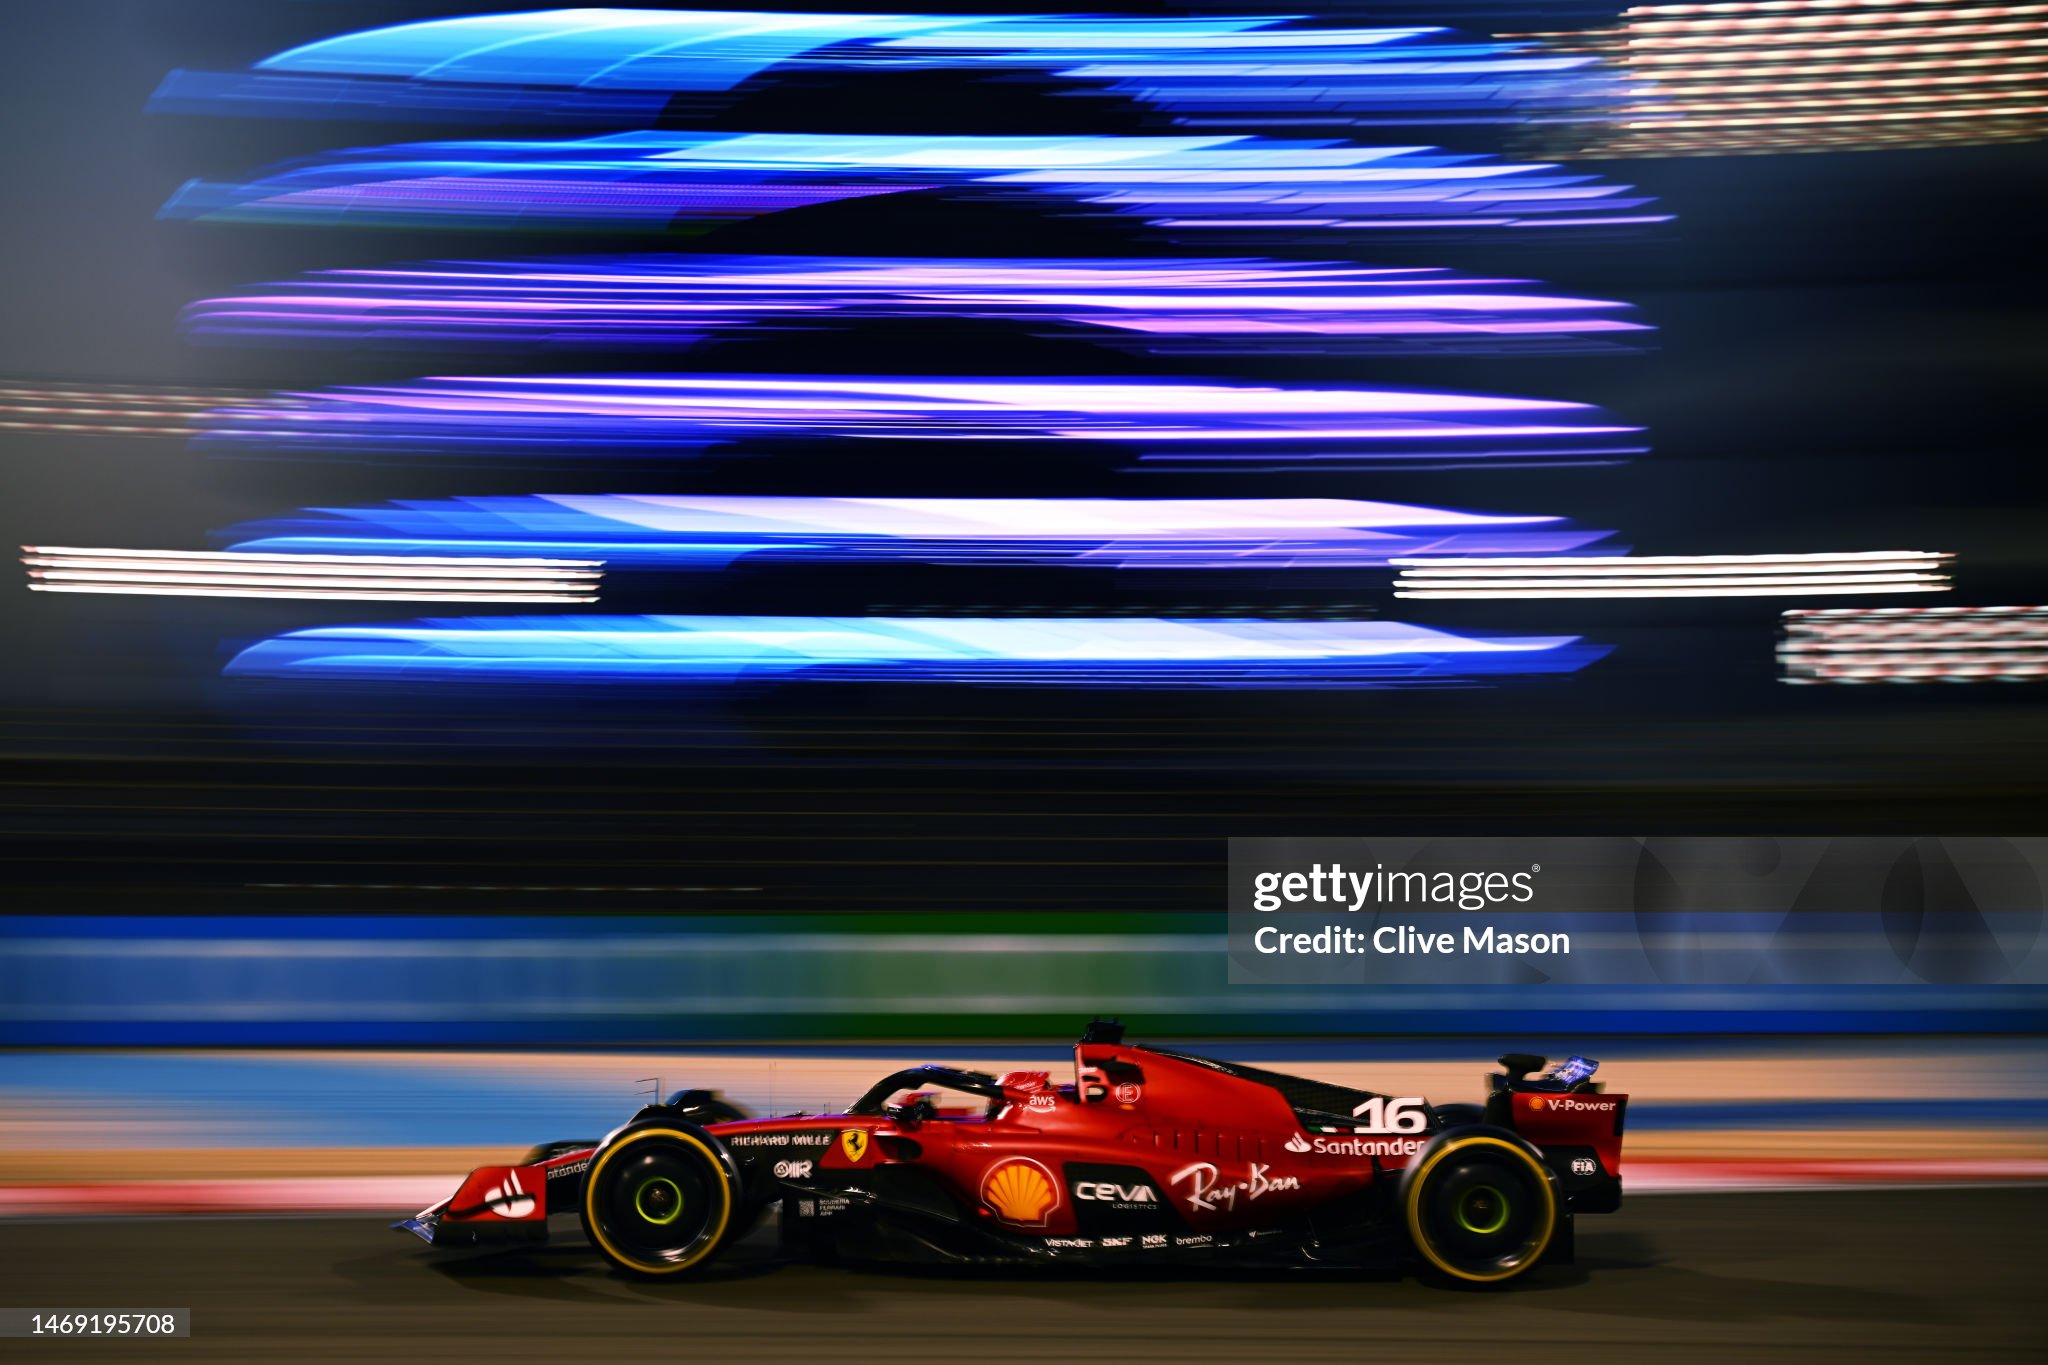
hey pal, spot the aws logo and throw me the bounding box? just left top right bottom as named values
left=838, top=1129, right=871, bottom=1164
left=980, top=1157, right=1059, bottom=1226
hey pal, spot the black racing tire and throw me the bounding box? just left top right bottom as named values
left=1399, top=1127, right=1559, bottom=1287
left=579, top=1122, right=742, bottom=1277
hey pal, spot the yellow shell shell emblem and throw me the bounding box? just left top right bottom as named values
left=838, top=1129, right=870, bottom=1164
left=980, top=1158, right=1058, bottom=1226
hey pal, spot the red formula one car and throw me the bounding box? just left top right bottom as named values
left=398, top=1022, right=1626, bottom=1285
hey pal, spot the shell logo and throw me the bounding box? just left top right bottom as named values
left=980, top=1157, right=1059, bottom=1226
left=1530, top=1097, right=1548, bottom=1110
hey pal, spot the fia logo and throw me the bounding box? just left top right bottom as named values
left=838, top=1129, right=871, bottom=1164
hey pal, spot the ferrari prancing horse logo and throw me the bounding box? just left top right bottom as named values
left=838, top=1129, right=871, bottom=1164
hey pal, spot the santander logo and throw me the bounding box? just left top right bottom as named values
left=1285, top=1131, right=1424, bottom=1158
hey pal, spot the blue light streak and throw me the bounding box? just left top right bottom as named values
left=223, top=494, right=1617, bottom=569
left=159, top=132, right=1665, bottom=238
left=181, top=255, right=1653, bottom=359
left=197, top=373, right=1644, bottom=469
left=224, top=615, right=1610, bottom=688
left=149, top=10, right=1627, bottom=132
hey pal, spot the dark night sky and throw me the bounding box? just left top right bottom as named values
left=1, top=3, right=2044, bottom=920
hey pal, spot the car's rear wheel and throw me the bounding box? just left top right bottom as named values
left=1401, top=1130, right=1558, bottom=1286
left=580, top=1124, right=740, bottom=1277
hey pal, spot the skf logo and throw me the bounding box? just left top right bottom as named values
left=838, top=1130, right=871, bottom=1164
left=1283, top=1133, right=1312, bottom=1154
left=981, top=1157, right=1059, bottom=1226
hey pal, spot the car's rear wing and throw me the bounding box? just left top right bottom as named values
left=1486, top=1054, right=1626, bottom=1213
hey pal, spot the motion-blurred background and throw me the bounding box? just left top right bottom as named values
left=1, top=0, right=2045, bottom=1212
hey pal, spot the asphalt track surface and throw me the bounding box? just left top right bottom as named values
left=3, top=1189, right=2042, bottom=1363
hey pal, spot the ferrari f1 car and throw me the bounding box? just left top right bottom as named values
left=397, top=1022, right=1626, bottom=1285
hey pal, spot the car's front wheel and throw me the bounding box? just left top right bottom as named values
left=1399, top=1128, right=1559, bottom=1286
left=580, top=1123, right=741, bottom=1277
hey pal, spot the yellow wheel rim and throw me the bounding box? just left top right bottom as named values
left=583, top=1128, right=733, bottom=1275
left=1404, top=1135, right=1557, bottom=1284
